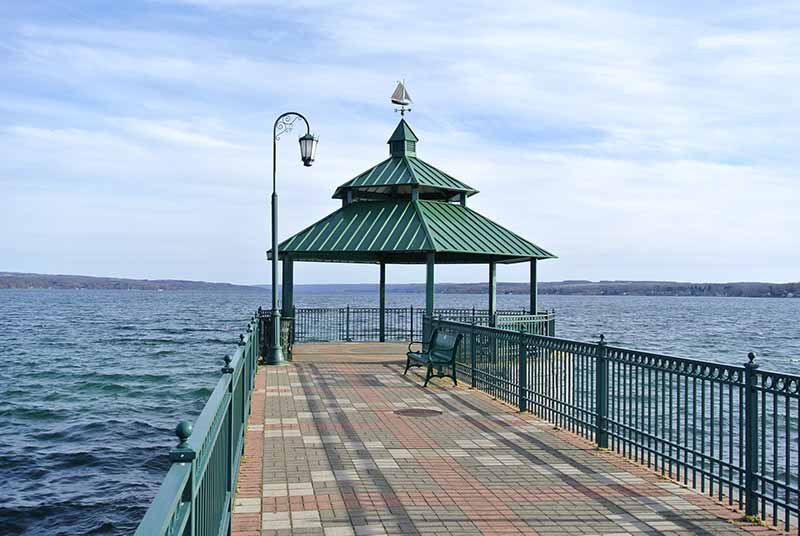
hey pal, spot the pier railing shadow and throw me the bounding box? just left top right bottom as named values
left=431, top=316, right=800, bottom=534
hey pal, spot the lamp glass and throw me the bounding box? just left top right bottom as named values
left=299, top=133, right=318, bottom=166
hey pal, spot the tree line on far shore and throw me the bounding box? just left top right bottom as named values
left=1, top=272, right=797, bottom=298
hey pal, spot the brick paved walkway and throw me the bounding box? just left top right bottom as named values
left=232, top=344, right=780, bottom=536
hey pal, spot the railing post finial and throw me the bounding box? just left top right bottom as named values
left=747, top=351, right=756, bottom=364
left=169, top=421, right=196, bottom=463
left=599, top=334, right=606, bottom=345
left=222, top=355, right=234, bottom=373
left=238, top=334, right=245, bottom=346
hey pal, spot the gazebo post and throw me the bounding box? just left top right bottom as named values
left=280, top=256, right=293, bottom=359
left=529, top=259, right=538, bottom=315
left=488, top=261, right=497, bottom=327
left=424, top=253, right=435, bottom=344
left=281, top=257, right=293, bottom=317
left=379, top=261, right=386, bottom=342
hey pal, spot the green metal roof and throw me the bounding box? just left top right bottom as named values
left=387, top=119, right=419, bottom=143
left=333, top=156, right=478, bottom=200
left=275, top=200, right=555, bottom=264
left=333, top=119, right=477, bottom=201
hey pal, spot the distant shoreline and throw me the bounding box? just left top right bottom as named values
left=1, top=271, right=797, bottom=298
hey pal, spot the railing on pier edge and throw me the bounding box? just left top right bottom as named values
left=257, top=306, right=555, bottom=354
left=134, top=313, right=261, bottom=536
left=428, top=316, right=800, bottom=533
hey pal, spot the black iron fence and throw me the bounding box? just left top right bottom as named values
left=430, top=316, right=800, bottom=533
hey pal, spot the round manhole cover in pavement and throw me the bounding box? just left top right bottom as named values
left=394, top=408, right=442, bottom=417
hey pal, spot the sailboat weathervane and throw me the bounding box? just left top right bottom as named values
left=391, top=80, right=412, bottom=116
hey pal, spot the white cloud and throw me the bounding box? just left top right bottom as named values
left=2, top=1, right=798, bottom=284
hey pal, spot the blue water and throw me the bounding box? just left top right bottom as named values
left=1, top=289, right=798, bottom=535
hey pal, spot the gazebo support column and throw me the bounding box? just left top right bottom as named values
left=379, top=261, right=386, bottom=342
left=281, top=257, right=293, bottom=318
left=424, top=253, right=435, bottom=345
left=530, top=259, right=538, bottom=315
left=488, top=261, right=497, bottom=327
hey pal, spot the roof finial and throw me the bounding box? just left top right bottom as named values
left=391, top=80, right=412, bottom=116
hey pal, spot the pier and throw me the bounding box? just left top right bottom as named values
left=134, top=116, right=800, bottom=535
left=231, top=343, right=770, bottom=535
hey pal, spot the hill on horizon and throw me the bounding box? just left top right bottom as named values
left=0, top=271, right=798, bottom=298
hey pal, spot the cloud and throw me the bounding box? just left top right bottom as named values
left=1, top=1, right=798, bottom=284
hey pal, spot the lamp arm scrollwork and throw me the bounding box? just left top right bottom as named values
left=273, top=112, right=311, bottom=141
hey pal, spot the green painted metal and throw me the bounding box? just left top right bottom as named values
left=415, top=201, right=554, bottom=260
left=333, top=156, right=477, bottom=201
left=272, top=117, right=556, bottom=282
left=388, top=118, right=418, bottom=143
left=333, top=119, right=477, bottom=202
left=277, top=200, right=555, bottom=264
left=530, top=259, right=538, bottom=315
left=379, top=262, right=386, bottom=342
left=281, top=257, right=293, bottom=317
left=387, top=118, right=419, bottom=157
left=258, top=309, right=294, bottom=361
left=425, top=253, right=435, bottom=317
left=134, top=314, right=261, bottom=536
left=744, top=353, right=759, bottom=517
left=518, top=327, right=528, bottom=413
left=425, top=253, right=435, bottom=345
left=404, top=328, right=462, bottom=386
left=431, top=317, right=800, bottom=532
left=288, top=306, right=553, bottom=343
left=595, top=334, right=609, bottom=449
left=488, top=262, right=496, bottom=326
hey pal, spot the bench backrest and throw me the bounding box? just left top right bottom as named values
left=430, top=331, right=462, bottom=360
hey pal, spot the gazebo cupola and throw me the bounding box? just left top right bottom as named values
left=332, top=118, right=478, bottom=206
left=272, top=88, right=556, bottom=342
left=388, top=118, right=417, bottom=157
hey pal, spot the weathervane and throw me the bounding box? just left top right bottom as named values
left=391, top=80, right=412, bottom=116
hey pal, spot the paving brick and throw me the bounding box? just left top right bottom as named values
left=233, top=345, right=789, bottom=536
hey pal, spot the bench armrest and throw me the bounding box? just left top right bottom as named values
left=407, top=341, right=424, bottom=353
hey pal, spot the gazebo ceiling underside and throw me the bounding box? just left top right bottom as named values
left=274, top=199, right=556, bottom=265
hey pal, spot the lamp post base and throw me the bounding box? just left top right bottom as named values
left=265, top=311, right=286, bottom=366
left=264, top=349, right=286, bottom=366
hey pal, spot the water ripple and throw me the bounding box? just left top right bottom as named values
left=1, top=289, right=798, bottom=535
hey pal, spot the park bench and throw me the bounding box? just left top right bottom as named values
left=404, top=329, right=463, bottom=387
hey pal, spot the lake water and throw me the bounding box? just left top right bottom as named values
left=1, top=289, right=799, bottom=535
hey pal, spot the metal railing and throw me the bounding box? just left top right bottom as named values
left=286, top=306, right=554, bottom=343
left=430, top=316, right=800, bottom=533
left=134, top=313, right=261, bottom=536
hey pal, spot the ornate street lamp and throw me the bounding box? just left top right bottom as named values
left=267, top=112, right=318, bottom=365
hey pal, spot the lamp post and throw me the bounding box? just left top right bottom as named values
left=267, top=112, right=318, bottom=365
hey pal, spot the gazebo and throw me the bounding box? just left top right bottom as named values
left=271, top=117, right=556, bottom=344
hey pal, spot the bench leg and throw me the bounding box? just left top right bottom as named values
left=452, top=361, right=457, bottom=386
left=423, top=364, right=434, bottom=387
left=403, top=356, right=411, bottom=375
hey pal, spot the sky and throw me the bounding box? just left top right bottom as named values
left=1, top=1, right=798, bottom=286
